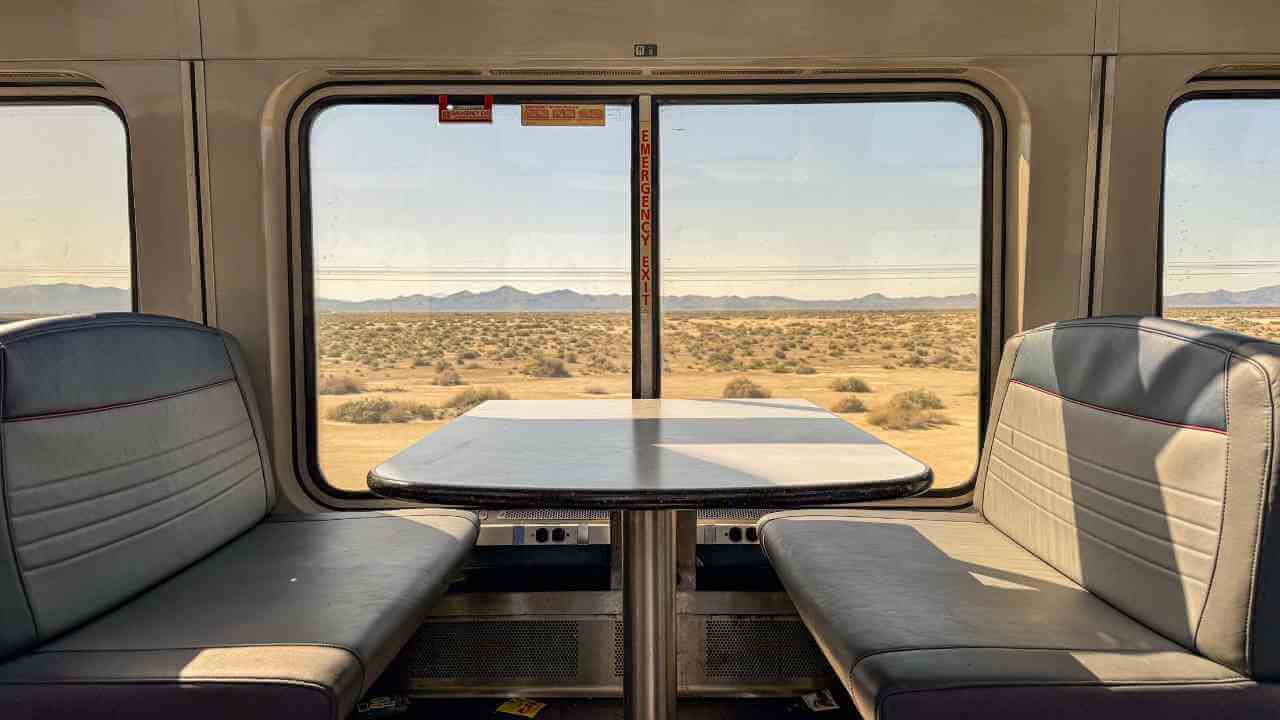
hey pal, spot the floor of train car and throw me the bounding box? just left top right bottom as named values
left=395, top=697, right=843, bottom=718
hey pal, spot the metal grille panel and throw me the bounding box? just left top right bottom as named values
left=613, top=621, right=625, bottom=676
left=404, top=621, right=579, bottom=680
left=497, top=509, right=609, bottom=520
left=704, top=618, right=827, bottom=679
left=697, top=509, right=778, bottom=521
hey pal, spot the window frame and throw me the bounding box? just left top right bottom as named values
left=295, top=92, right=639, bottom=500
left=1158, top=85, right=1280, bottom=316
left=0, top=91, right=139, bottom=315
left=286, top=81, right=1004, bottom=507
left=651, top=92, right=999, bottom=497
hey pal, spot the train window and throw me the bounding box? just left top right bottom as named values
left=306, top=101, right=632, bottom=493
left=0, top=103, right=132, bottom=323
left=658, top=100, right=984, bottom=490
left=1162, top=97, right=1280, bottom=339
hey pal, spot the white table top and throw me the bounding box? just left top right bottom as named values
left=368, top=399, right=932, bottom=509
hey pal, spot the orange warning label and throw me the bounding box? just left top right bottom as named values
left=521, top=104, right=607, bottom=126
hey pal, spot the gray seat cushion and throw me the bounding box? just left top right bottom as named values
left=0, top=509, right=478, bottom=720
left=759, top=509, right=1280, bottom=719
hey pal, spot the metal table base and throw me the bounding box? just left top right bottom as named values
left=622, top=509, right=678, bottom=720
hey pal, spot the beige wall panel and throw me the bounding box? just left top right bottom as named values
left=983, top=57, right=1095, bottom=332
left=0, top=1, right=197, bottom=60
left=1118, top=0, right=1280, bottom=55
left=199, top=0, right=1095, bottom=60
left=201, top=60, right=298, bottom=446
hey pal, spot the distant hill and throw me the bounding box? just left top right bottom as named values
left=315, top=285, right=978, bottom=313
left=0, top=283, right=130, bottom=314
left=1165, top=284, right=1280, bottom=308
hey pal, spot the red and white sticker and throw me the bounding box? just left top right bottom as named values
left=438, top=95, right=493, bottom=123
left=521, top=103, right=606, bottom=127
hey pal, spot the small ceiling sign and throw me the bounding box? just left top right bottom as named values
left=438, top=95, right=493, bottom=123
left=634, top=43, right=658, bottom=57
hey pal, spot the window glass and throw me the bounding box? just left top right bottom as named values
left=309, top=102, right=632, bottom=493
left=0, top=103, right=131, bottom=323
left=659, top=101, right=983, bottom=490
left=1163, top=98, right=1280, bottom=342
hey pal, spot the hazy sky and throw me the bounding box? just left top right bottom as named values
left=3, top=98, right=1277, bottom=302
left=0, top=104, right=131, bottom=289
left=1163, top=98, right=1280, bottom=296
left=660, top=102, right=980, bottom=299
left=309, top=100, right=982, bottom=301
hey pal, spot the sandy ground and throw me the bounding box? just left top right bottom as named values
left=316, top=310, right=980, bottom=493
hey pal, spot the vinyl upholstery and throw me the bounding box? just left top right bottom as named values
left=760, top=316, right=1280, bottom=718
left=0, top=314, right=479, bottom=719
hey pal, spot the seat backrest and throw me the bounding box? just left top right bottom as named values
left=0, top=313, right=273, bottom=660
left=975, top=315, right=1280, bottom=680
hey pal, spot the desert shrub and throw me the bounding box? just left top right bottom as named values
left=900, top=388, right=946, bottom=409
left=831, top=395, right=867, bottom=413
left=459, top=350, right=479, bottom=360
left=795, top=365, right=817, bottom=375
left=434, top=368, right=465, bottom=386
left=707, top=351, right=736, bottom=369
left=327, top=397, right=435, bottom=424
left=317, top=374, right=365, bottom=395
left=433, top=359, right=453, bottom=372
left=722, top=377, right=771, bottom=399
left=868, top=389, right=953, bottom=430
left=524, top=356, right=571, bottom=378
left=442, top=386, right=511, bottom=414
left=829, top=376, right=872, bottom=393
left=582, top=384, right=609, bottom=395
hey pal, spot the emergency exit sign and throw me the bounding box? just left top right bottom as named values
left=634, top=43, right=658, bottom=57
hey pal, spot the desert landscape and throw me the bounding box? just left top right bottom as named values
left=314, top=309, right=983, bottom=493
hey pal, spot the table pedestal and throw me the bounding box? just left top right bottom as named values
left=622, top=509, right=678, bottom=720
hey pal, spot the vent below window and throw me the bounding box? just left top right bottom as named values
left=403, top=621, right=580, bottom=680
left=704, top=618, right=826, bottom=679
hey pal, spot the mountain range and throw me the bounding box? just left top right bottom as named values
left=1162, top=285, right=1280, bottom=308
left=0, top=283, right=132, bottom=315
left=6, top=282, right=1280, bottom=315
left=313, top=285, right=979, bottom=312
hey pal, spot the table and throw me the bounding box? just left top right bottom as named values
left=368, top=399, right=932, bottom=720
